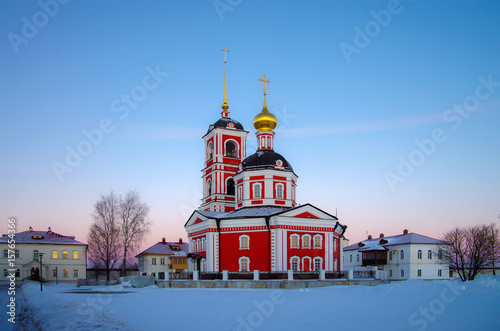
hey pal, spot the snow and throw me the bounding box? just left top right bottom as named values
left=17, top=277, right=500, bottom=330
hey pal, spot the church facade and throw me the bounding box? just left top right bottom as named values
left=184, top=50, right=346, bottom=273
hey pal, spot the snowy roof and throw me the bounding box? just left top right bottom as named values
left=197, top=206, right=291, bottom=219
left=0, top=230, right=86, bottom=245
left=344, top=233, right=446, bottom=252
left=136, top=241, right=189, bottom=257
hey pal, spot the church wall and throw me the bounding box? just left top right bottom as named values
left=219, top=230, right=269, bottom=272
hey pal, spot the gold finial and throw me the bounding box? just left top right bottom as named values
left=253, top=74, right=277, bottom=132
left=221, top=48, right=230, bottom=113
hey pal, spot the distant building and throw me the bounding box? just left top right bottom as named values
left=0, top=227, right=87, bottom=283
left=343, top=230, right=449, bottom=280
left=135, top=238, right=188, bottom=280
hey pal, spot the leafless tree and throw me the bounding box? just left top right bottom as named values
left=439, top=224, right=499, bottom=281
left=118, top=190, right=150, bottom=277
left=88, top=192, right=122, bottom=281
left=486, top=223, right=500, bottom=275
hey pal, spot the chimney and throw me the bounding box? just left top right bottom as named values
left=380, top=233, right=384, bottom=238
left=29, top=226, right=33, bottom=232
left=48, top=226, right=52, bottom=233
left=403, top=229, right=409, bottom=235
left=179, top=238, right=183, bottom=244
left=162, top=237, right=166, bottom=244
left=368, top=234, right=373, bottom=240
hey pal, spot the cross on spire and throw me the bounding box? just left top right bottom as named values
left=259, top=74, right=271, bottom=94
left=221, top=48, right=229, bottom=62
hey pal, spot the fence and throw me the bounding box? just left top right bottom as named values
left=168, top=270, right=366, bottom=281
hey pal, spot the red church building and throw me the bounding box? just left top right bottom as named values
left=184, top=51, right=346, bottom=273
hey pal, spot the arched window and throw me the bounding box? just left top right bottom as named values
left=417, top=250, right=422, bottom=259
left=313, top=235, right=322, bottom=248
left=314, top=257, right=322, bottom=271
left=207, top=179, right=212, bottom=196
left=302, top=234, right=311, bottom=249
left=276, top=183, right=284, bottom=199
left=62, top=251, right=68, bottom=259
left=253, top=183, right=262, bottom=198
left=239, top=257, right=250, bottom=271
left=290, top=256, right=300, bottom=271
left=239, top=235, right=249, bottom=249
left=201, top=238, right=206, bottom=251
left=438, top=250, right=443, bottom=260
left=400, top=250, right=405, bottom=260
left=191, top=240, right=196, bottom=252
left=290, top=234, right=299, bottom=248
left=52, top=250, right=58, bottom=259
left=227, top=178, right=235, bottom=196
left=33, top=250, right=39, bottom=261
left=73, top=251, right=78, bottom=259
left=225, top=141, right=236, bottom=157
left=427, top=250, right=432, bottom=259
left=207, top=142, right=213, bottom=160
left=196, top=239, right=201, bottom=252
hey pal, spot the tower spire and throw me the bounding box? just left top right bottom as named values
left=221, top=48, right=230, bottom=117
left=258, top=74, right=271, bottom=111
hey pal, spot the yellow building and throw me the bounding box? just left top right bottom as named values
left=0, top=227, right=87, bottom=283
left=135, top=238, right=188, bottom=280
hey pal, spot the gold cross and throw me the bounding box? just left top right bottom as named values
left=259, top=74, right=271, bottom=92
left=221, top=48, right=229, bottom=62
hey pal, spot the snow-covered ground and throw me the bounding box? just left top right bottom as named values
left=16, top=277, right=500, bottom=330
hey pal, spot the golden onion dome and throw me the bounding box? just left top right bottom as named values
left=253, top=95, right=277, bottom=132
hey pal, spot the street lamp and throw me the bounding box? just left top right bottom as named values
left=38, top=252, right=44, bottom=291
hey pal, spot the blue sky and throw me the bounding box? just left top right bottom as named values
left=1, top=1, right=499, bottom=250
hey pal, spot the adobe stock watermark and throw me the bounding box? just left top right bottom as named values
left=339, top=0, right=408, bottom=64
left=247, top=106, right=296, bottom=153
left=51, top=65, right=169, bottom=182
left=213, top=0, right=243, bottom=21
left=236, top=289, right=286, bottom=331
left=384, top=74, right=500, bottom=192
left=64, top=293, right=113, bottom=330
left=7, top=0, right=72, bottom=54
left=408, top=281, right=465, bottom=330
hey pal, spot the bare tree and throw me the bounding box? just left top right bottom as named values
left=118, top=190, right=150, bottom=277
left=88, top=192, right=122, bottom=281
left=486, top=223, right=500, bottom=275
left=440, top=224, right=499, bottom=281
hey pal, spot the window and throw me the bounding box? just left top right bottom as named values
left=438, top=269, right=442, bottom=277
left=197, top=239, right=201, bottom=252
left=400, top=250, right=405, bottom=260
left=417, top=269, right=422, bottom=277
left=192, top=240, right=196, bottom=252
left=158, top=272, right=165, bottom=280
left=201, top=258, right=206, bottom=271
left=239, top=235, right=249, bottom=249
left=390, top=270, right=393, bottom=277
left=290, top=234, right=299, bottom=248
left=63, top=269, right=68, bottom=278
left=291, top=257, right=300, bottom=271
left=237, top=186, right=243, bottom=201
left=401, top=269, right=405, bottom=277
left=53, top=269, right=57, bottom=277
left=15, top=250, right=20, bottom=258
left=350, top=254, right=353, bottom=263
left=225, top=141, right=236, bottom=157
left=207, top=142, right=213, bottom=160
left=438, top=250, right=443, bottom=260
left=334, top=239, right=337, bottom=252
left=253, top=183, right=261, bottom=198
left=418, top=250, right=422, bottom=260
left=239, top=257, right=249, bottom=272
left=73, top=251, right=78, bottom=259
left=276, top=183, right=283, bottom=199
left=389, top=251, right=393, bottom=261
left=33, top=250, right=39, bottom=261
left=152, top=258, right=157, bottom=265
left=302, top=234, right=311, bottom=249
left=52, top=251, right=58, bottom=259
left=201, top=238, right=206, bottom=251
left=207, top=179, right=212, bottom=196
left=314, top=257, right=322, bottom=271
left=160, top=258, right=165, bottom=265
left=356, top=254, right=360, bottom=263
left=3, top=250, right=7, bottom=258
left=428, top=250, right=432, bottom=259
left=62, top=251, right=68, bottom=259
left=313, top=235, right=322, bottom=248
left=227, top=178, right=235, bottom=196
left=73, top=269, right=79, bottom=278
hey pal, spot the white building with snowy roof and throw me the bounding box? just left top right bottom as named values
left=135, top=238, right=188, bottom=280
left=343, top=229, right=449, bottom=280
left=0, top=227, right=87, bottom=283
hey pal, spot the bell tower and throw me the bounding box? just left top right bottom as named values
left=201, top=49, right=248, bottom=212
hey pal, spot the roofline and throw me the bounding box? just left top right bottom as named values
left=202, top=126, right=249, bottom=139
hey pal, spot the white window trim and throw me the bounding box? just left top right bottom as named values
left=239, top=235, right=250, bottom=250
left=313, top=257, right=323, bottom=271
left=302, top=256, right=312, bottom=271
left=313, top=234, right=322, bottom=249
left=290, top=256, right=300, bottom=271
left=238, top=256, right=250, bottom=272
left=290, top=234, right=299, bottom=248
left=276, top=183, right=284, bottom=199
left=224, top=139, right=239, bottom=158
left=253, top=183, right=262, bottom=199
left=302, top=234, right=311, bottom=249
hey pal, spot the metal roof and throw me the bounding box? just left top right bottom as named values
left=0, top=230, right=86, bottom=245
left=344, top=233, right=446, bottom=251
left=136, top=241, right=189, bottom=257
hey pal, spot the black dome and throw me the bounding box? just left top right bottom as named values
left=208, top=117, right=244, bottom=133
left=240, top=150, right=293, bottom=172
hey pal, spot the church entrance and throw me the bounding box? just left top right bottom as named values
left=30, top=267, right=40, bottom=281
